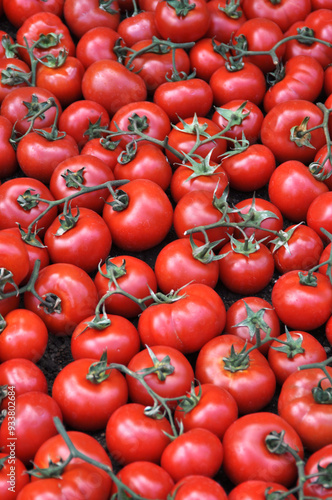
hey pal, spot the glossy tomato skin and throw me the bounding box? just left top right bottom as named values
left=24, top=263, right=99, bottom=336
left=154, top=238, right=220, bottom=294
left=303, top=444, right=332, bottom=499
left=306, top=191, right=332, bottom=243
left=160, top=428, right=223, bottom=482
left=102, top=179, right=173, bottom=252
left=71, top=314, right=140, bottom=365
left=206, top=0, right=246, bottom=43
left=16, top=478, right=85, bottom=500
left=106, top=403, right=172, bottom=465
left=222, top=412, right=304, bottom=487
left=313, top=143, right=332, bottom=190
left=52, top=358, right=128, bottom=431
left=63, top=0, right=120, bottom=38
left=76, top=26, right=121, bottom=68
left=242, top=0, right=311, bottom=32
left=126, top=345, right=194, bottom=409
left=94, top=255, right=157, bottom=319
left=268, top=160, right=329, bottom=222
left=44, top=207, right=112, bottom=273
left=0, top=115, right=17, bottom=179
left=0, top=230, right=30, bottom=291
left=260, top=100, right=325, bottom=164
left=82, top=60, right=147, bottom=117
left=0, top=58, right=30, bottom=104
left=0, top=309, right=48, bottom=363
left=170, top=475, right=228, bottom=500
left=278, top=367, right=332, bottom=451
left=233, top=197, right=283, bottom=243
left=81, top=138, right=123, bottom=171
left=195, top=335, right=276, bottom=414
left=173, top=383, right=238, bottom=440
left=268, top=331, right=327, bottom=385
left=271, top=270, right=332, bottom=330
left=117, top=11, right=160, bottom=47
left=0, top=452, right=29, bottom=500
left=228, top=480, right=297, bottom=500
left=138, top=283, right=226, bottom=353
left=189, top=38, right=226, bottom=82
left=2, top=0, right=64, bottom=29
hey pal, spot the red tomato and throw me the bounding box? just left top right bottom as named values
left=0, top=115, right=17, bottom=179
left=170, top=475, right=228, bottom=500
left=303, top=444, right=332, bottom=499
left=268, top=330, right=327, bottom=385
left=82, top=60, right=147, bottom=117
left=222, top=412, right=304, bottom=486
left=3, top=0, right=64, bottom=29
left=154, top=0, right=210, bottom=43
left=76, top=26, right=121, bottom=68
left=224, top=296, right=281, bottom=355
left=326, top=315, right=332, bottom=345
left=242, top=0, right=311, bottom=32
left=0, top=391, right=62, bottom=465
left=271, top=270, right=332, bottom=330
left=0, top=295, right=20, bottom=318
left=102, top=179, right=173, bottom=252
left=52, top=358, right=128, bottom=431
left=189, top=37, right=226, bottom=82
left=195, top=334, right=276, bottom=414
left=312, top=143, right=332, bottom=190
left=233, top=197, right=283, bottom=243
left=126, top=345, right=194, bottom=409
left=307, top=191, right=332, bottom=242
left=80, top=137, right=123, bottom=172
left=94, top=255, right=157, bottom=319
left=319, top=241, right=332, bottom=277
left=0, top=230, right=30, bottom=291
left=106, top=403, right=172, bottom=465
left=278, top=367, right=332, bottom=451
left=228, top=480, right=296, bottom=500
left=0, top=309, right=48, bottom=363
left=206, top=0, right=247, bottom=43
left=173, top=383, right=238, bottom=440
left=0, top=58, right=30, bottom=104
left=0, top=453, right=29, bottom=500
left=160, top=428, right=223, bottom=482
left=63, top=0, right=120, bottom=38
left=117, top=11, right=160, bottom=47
left=24, top=263, right=99, bottom=336
left=260, top=99, right=325, bottom=164
left=138, top=283, right=226, bottom=353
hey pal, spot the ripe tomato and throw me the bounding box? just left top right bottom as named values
left=0, top=309, right=48, bottom=362
left=206, top=0, right=247, bottom=43
left=80, top=138, right=123, bottom=171
left=106, top=403, right=172, bottom=465
left=195, top=334, right=276, bottom=414
left=117, top=11, right=160, bottom=47
left=228, top=480, right=296, bottom=500
left=138, top=283, right=226, bottom=353
left=0, top=230, right=30, bottom=291
left=16, top=478, right=85, bottom=500
left=233, top=197, right=283, bottom=243
left=0, top=115, right=17, bottom=179
left=188, top=37, right=226, bottom=82
left=0, top=453, right=29, bottom=500
left=0, top=58, right=30, bottom=104
left=313, top=143, right=332, bottom=190
left=63, top=0, right=120, bottom=38
left=307, top=191, right=332, bottom=243
left=170, top=475, right=228, bottom=500
left=222, top=412, right=304, bottom=487
left=3, top=0, right=64, bottom=29
left=241, top=0, right=311, bottom=32
left=76, top=26, right=121, bottom=68
left=303, top=444, right=332, bottom=499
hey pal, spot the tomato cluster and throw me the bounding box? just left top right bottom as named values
left=1, top=0, right=332, bottom=499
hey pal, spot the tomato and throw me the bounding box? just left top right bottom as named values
left=195, top=334, right=276, bottom=414
left=209, top=62, right=266, bottom=107
left=307, top=191, right=332, bottom=243
left=170, top=475, right=228, bottom=500
left=126, top=345, right=194, bottom=409
left=0, top=391, right=62, bottom=465
left=278, top=367, right=332, bottom=451
left=0, top=58, right=30, bottom=104
left=0, top=295, right=20, bottom=318
left=284, top=9, right=332, bottom=68
left=109, top=101, right=171, bottom=150
left=154, top=238, right=220, bottom=294
left=2, top=0, right=64, bottom=29
left=211, top=99, right=264, bottom=146
left=233, top=197, right=283, bottom=243
left=0, top=177, right=57, bottom=236
left=153, top=78, right=214, bottom=123
left=58, top=99, right=110, bottom=149
left=166, top=116, right=227, bottom=166
left=224, top=296, right=281, bottom=355
left=0, top=230, right=30, bottom=291
left=49, top=154, right=115, bottom=214
left=16, top=128, right=79, bottom=184
left=160, top=428, right=223, bottom=482
left=189, top=38, right=226, bottom=82
left=271, top=270, right=332, bottom=330
left=117, top=11, right=160, bottom=47
left=228, top=480, right=297, bottom=500
left=113, top=143, right=172, bottom=191
left=16, top=12, right=75, bottom=66
left=312, top=143, right=332, bottom=190
left=63, top=0, right=120, bottom=38
left=0, top=453, right=29, bottom=500
left=312, top=0, right=332, bottom=7
left=44, top=207, right=112, bottom=273
left=326, top=314, right=332, bottom=345
left=94, top=255, right=157, bottom=319
left=0, top=309, right=48, bottom=362
left=206, top=0, right=246, bottom=43
left=36, top=56, right=85, bottom=108
left=221, top=144, right=276, bottom=192
left=16, top=478, right=85, bottom=500
left=324, top=63, right=332, bottom=96
left=154, top=0, right=210, bottom=43
left=270, top=223, right=324, bottom=274
left=80, top=138, right=123, bottom=171
left=260, top=99, right=326, bottom=165
left=268, top=330, right=327, bottom=385
left=82, top=60, right=147, bottom=117
left=106, top=403, right=172, bottom=465
left=241, top=0, right=311, bottom=32
left=71, top=313, right=140, bottom=365
left=222, top=412, right=304, bottom=486
left=0, top=115, right=17, bottom=179
left=173, top=383, right=238, bottom=440
left=0, top=31, right=15, bottom=59
left=138, top=283, right=226, bottom=353
left=303, top=444, right=332, bottom=499
left=102, top=179, right=173, bottom=252
left=76, top=26, right=121, bottom=68
left=1, top=86, right=62, bottom=135
left=24, top=263, right=99, bottom=336
left=268, top=160, right=329, bottom=223
left=111, top=461, right=174, bottom=499
left=318, top=241, right=332, bottom=278
left=52, top=357, right=128, bottom=431
left=264, top=55, right=325, bottom=113
left=234, top=17, right=285, bottom=74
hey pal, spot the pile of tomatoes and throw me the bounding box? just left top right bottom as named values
left=2, top=0, right=332, bottom=498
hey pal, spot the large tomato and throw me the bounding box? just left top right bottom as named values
left=76, top=26, right=121, bottom=68
left=0, top=115, right=17, bottom=179
left=63, top=0, right=120, bottom=38
left=2, top=0, right=64, bottom=28
left=241, top=0, right=311, bottom=32
left=206, top=0, right=247, bottom=43
left=306, top=191, right=332, bottom=242
left=303, top=444, right=332, bottom=499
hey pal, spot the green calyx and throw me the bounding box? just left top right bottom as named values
left=232, top=300, right=272, bottom=342
left=312, top=377, right=332, bottom=404
left=165, top=0, right=196, bottom=17
left=61, top=167, right=85, bottom=189
left=223, top=343, right=250, bottom=372
left=270, top=327, right=305, bottom=359
left=55, top=206, right=80, bottom=236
